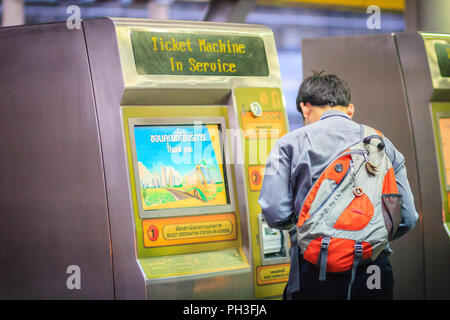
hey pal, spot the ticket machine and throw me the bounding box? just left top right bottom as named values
left=0, top=18, right=289, bottom=299
left=302, top=32, right=450, bottom=299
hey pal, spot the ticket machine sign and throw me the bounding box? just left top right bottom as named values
left=130, top=31, right=269, bottom=77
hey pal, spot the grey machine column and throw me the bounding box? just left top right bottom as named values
left=405, top=0, right=450, bottom=33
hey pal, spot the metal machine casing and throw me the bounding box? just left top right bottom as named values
left=0, top=18, right=290, bottom=299
left=112, top=18, right=290, bottom=299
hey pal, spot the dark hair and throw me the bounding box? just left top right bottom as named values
left=296, top=71, right=351, bottom=114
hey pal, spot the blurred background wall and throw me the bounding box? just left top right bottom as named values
left=0, top=0, right=407, bottom=129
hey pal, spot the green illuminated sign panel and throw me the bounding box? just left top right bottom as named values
left=130, top=31, right=269, bottom=77
left=435, top=43, right=450, bottom=77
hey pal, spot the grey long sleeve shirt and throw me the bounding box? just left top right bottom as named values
left=258, top=110, right=418, bottom=298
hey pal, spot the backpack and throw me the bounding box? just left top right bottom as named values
left=296, top=125, right=403, bottom=299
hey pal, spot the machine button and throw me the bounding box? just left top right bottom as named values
left=248, top=166, right=265, bottom=191
left=250, top=102, right=263, bottom=117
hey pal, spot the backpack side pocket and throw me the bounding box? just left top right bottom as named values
left=381, top=194, right=402, bottom=240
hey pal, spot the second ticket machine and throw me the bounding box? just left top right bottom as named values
left=302, top=32, right=450, bottom=299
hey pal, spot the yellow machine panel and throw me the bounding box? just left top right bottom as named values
left=113, top=18, right=290, bottom=299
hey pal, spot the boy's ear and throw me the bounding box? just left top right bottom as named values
left=346, top=103, right=355, bottom=119
left=300, top=102, right=311, bottom=119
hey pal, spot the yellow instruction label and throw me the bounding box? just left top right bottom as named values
left=257, top=264, right=290, bottom=286
left=163, top=220, right=233, bottom=240
left=142, top=213, right=237, bottom=248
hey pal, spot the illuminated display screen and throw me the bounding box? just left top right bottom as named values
left=435, top=43, right=450, bottom=77
left=438, top=117, right=450, bottom=188
left=130, top=31, right=269, bottom=76
left=133, top=123, right=230, bottom=212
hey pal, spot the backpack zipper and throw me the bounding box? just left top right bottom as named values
left=309, top=164, right=351, bottom=217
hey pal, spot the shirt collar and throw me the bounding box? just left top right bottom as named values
left=320, top=109, right=351, bottom=121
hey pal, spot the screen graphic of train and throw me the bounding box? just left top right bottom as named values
left=133, top=124, right=229, bottom=211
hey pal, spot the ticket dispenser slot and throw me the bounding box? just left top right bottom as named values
left=258, top=214, right=290, bottom=265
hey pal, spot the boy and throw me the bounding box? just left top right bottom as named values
left=258, top=71, right=418, bottom=300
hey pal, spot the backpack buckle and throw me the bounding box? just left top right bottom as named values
left=354, top=243, right=363, bottom=255
left=321, top=237, right=330, bottom=249
left=319, top=238, right=331, bottom=281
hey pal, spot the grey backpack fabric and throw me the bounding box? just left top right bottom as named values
left=296, top=125, right=402, bottom=299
